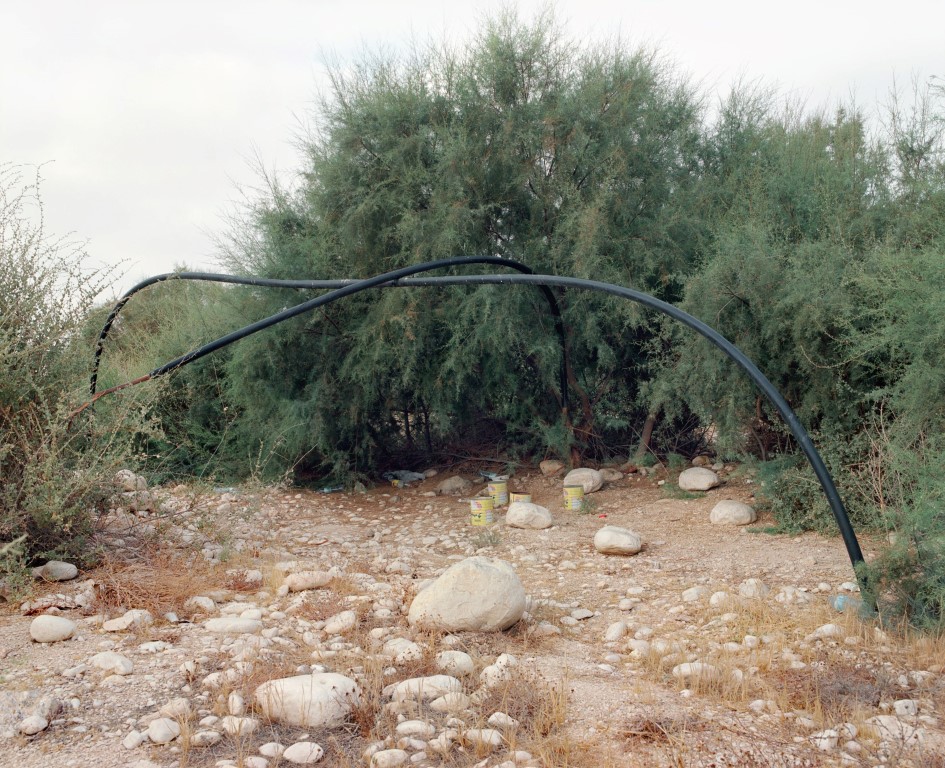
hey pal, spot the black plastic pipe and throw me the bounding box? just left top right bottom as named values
left=88, top=260, right=866, bottom=578
left=89, top=259, right=570, bottom=418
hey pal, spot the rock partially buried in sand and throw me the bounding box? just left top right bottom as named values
left=710, top=500, right=757, bottom=525
left=678, top=467, right=721, bottom=491
left=384, top=675, right=463, bottom=702
left=408, top=557, right=525, bottom=632
left=284, top=571, right=332, bottom=592
left=505, top=502, right=552, bottom=530
left=539, top=459, right=564, bottom=476
left=102, top=608, right=153, bottom=632
left=203, top=617, right=262, bottom=634
left=562, top=468, right=604, bottom=494
left=593, top=526, right=643, bottom=556
left=255, top=673, right=360, bottom=728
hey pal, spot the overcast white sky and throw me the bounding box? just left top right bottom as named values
left=2, top=0, right=942, bottom=298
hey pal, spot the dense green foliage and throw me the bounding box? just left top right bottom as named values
left=83, top=15, right=945, bottom=626
left=212, top=13, right=706, bottom=479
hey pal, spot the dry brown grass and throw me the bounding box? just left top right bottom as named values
left=90, top=546, right=230, bottom=618
left=476, top=666, right=570, bottom=740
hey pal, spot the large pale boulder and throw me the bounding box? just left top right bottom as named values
left=255, top=673, right=360, bottom=728
left=505, top=502, right=552, bottom=530
left=407, top=557, right=525, bottom=632
left=593, top=526, right=643, bottom=556
left=562, top=468, right=604, bottom=494
left=710, top=500, right=757, bottom=525
left=29, top=615, right=76, bottom=643
left=677, top=467, right=721, bottom=491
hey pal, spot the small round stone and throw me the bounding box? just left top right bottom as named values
left=282, top=741, right=325, bottom=764
left=19, top=715, right=49, bottom=735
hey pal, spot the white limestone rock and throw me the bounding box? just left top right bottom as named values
left=191, top=730, right=222, bottom=747
left=383, top=637, right=423, bottom=664
left=407, top=557, right=525, bottom=632
left=283, top=741, right=325, bottom=764
left=738, top=578, right=770, bottom=599
left=36, top=560, right=78, bottom=582
left=435, top=650, right=475, bottom=676
left=562, top=468, right=604, bottom=494
left=29, top=615, right=76, bottom=643
left=147, top=717, right=181, bottom=744
left=710, top=500, right=757, bottom=525
left=203, top=617, right=263, bottom=634
left=505, top=502, right=553, bottom=530
left=89, top=651, right=134, bottom=675
left=384, top=675, right=463, bottom=702
left=672, top=661, right=722, bottom=685
left=677, top=467, right=721, bottom=491
left=254, top=673, right=360, bottom=728
left=429, top=692, right=472, bottom=713
left=323, top=610, right=357, bottom=635
left=593, top=526, right=643, bottom=556
left=463, top=728, right=504, bottom=749
left=371, top=750, right=409, bottom=768
left=102, top=609, right=153, bottom=632
left=284, top=571, right=332, bottom=592
left=18, top=715, right=49, bottom=735
left=221, top=716, right=259, bottom=737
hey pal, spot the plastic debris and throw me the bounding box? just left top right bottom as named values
left=382, top=470, right=426, bottom=484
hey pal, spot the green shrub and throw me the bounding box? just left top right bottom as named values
left=856, top=435, right=945, bottom=630
left=0, top=165, right=137, bottom=571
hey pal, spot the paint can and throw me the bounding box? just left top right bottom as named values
left=563, top=484, right=585, bottom=510
left=509, top=492, right=532, bottom=505
left=487, top=479, right=509, bottom=507
left=470, top=496, right=495, bottom=526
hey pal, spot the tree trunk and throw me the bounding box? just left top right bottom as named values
left=634, top=411, right=659, bottom=463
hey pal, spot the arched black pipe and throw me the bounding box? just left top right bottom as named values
left=89, top=260, right=866, bottom=579
left=89, top=259, right=569, bottom=419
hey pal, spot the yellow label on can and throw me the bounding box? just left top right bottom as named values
left=509, top=492, right=532, bottom=504
left=470, top=496, right=495, bottom=525
left=563, top=484, right=584, bottom=510
left=487, top=480, right=508, bottom=507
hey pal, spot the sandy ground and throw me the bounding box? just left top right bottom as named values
left=1, top=464, right=942, bottom=768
